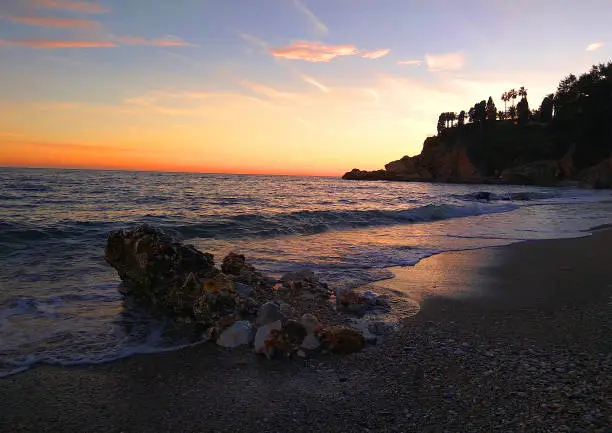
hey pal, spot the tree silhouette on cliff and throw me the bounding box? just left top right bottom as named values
left=486, top=97, right=497, bottom=122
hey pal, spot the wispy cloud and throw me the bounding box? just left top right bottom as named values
left=361, top=49, right=391, bottom=59
left=6, top=16, right=100, bottom=28
left=32, top=0, right=109, bottom=14
left=270, top=41, right=357, bottom=62
left=1, top=39, right=117, bottom=49
left=239, top=33, right=269, bottom=50
left=290, top=0, right=328, bottom=36
left=586, top=42, right=605, bottom=51
left=425, top=52, right=466, bottom=71
left=0, top=35, right=194, bottom=49
left=397, top=59, right=423, bottom=66
left=115, top=35, right=194, bottom=47
left=239, top=81, right=295, bottom=99
left=301, top=75, right=329, bottom=92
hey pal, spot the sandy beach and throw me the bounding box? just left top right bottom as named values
left=1, top=230, right=611, bottom=433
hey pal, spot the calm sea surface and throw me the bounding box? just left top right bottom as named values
left=1, top=167, right=612, bottom=377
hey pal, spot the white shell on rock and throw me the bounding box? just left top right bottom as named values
left=253, top=320, right=282, bottom=357
left=217, top=321, right=254, bottom=348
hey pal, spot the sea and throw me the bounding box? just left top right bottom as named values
left=1, top=167, right=612, bottom=378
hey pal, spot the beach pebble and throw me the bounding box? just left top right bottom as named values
left=255, top=302, right=286, bottom=326
left=280, top=269, right=315, bottom=282
left=300, top=314, right=321, bottom=334
left=368, top=321, right=394, bottom=336
left=300, top=333, right=321, bottom=351
left=253, top=320, right=283, bottom=358
left=363, top=290, right=378, bottom=306
left=320, top=326, right=365, bottom=354
left=216, top=321, right=254, bottom=348
left=234, top=282, right=253, bottom=298
left=284, top=319, right=307, bottom=345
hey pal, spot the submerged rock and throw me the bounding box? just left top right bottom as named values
left=320, top=326, right=366, bottom=354
left=217, top=320, right=254, bottom=348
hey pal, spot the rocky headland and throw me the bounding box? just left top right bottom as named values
left=344, top=61, right=612, bottom=189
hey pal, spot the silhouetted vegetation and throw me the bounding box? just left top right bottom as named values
left=431, top=61, right=612, bottom=176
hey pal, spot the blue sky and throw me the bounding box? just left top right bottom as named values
left=1, top=0, right=611, bottom=174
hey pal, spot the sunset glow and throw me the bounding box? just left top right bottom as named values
left=1, top=0, right=611, bottom=175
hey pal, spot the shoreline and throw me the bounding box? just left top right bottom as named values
left=1, top=231, right=611, bottom=432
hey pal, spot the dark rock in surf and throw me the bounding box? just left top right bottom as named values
left=105, top=224, right=217, bottom=309
left=105, top=225, right=247, bottom=327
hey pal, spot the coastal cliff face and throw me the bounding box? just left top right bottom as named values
left=342, top=124, right=610, bottom=188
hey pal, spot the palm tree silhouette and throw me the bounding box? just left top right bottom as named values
left=519, top=86, right=528, bottom=99
left=509, top=89, right=518, bottom=109
left=501, top=92, right=509, bottom=115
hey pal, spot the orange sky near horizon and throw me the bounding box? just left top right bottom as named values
left=1, top=0, right=610, bottom=176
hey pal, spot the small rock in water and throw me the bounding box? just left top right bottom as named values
left=256, top=302, right=287, bottom=326
left=217, top=321, right=254, bottom=348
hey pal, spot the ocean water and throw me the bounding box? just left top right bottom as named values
left=1, top=167, right=612, bottom=377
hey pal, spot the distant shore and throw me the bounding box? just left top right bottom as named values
left=1, top=231, right=611, bottom=432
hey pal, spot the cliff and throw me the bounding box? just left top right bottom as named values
left=342, top=121, right=610, bottom=188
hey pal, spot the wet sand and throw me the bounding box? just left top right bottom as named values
left=1, top=230, right=611, bottom=432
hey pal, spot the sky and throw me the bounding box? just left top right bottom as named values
left=0, top=0, right=611, bottom=176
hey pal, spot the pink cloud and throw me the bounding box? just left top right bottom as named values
left=425, top=52, right=466, bottom=71
left=32, top=0, right=109, bottom=14
left=361, top=49, right=390, bottom=59
left=5, top=39, right=117, bottom=49
left=397, top=59, right=423, bottom=66
left=8, top=16, right=100, bottom=28
left=115, top=35, right=194, bottom=47
left=269, top=41, right=358, bottom=62
left=586, top=42, right=604, bottom=51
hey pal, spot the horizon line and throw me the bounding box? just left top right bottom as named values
left=0, top=164, right=341, bottom=178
